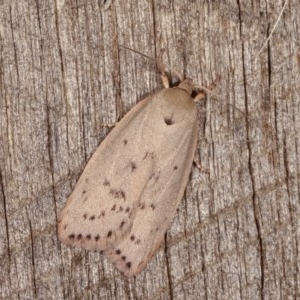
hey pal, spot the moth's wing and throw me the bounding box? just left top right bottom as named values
left=105, top=89, right=199, bottom=276
left=58, top=95, right=158, bottom=251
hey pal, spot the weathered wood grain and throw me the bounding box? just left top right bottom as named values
left=1, top=0, right=299, bottom=299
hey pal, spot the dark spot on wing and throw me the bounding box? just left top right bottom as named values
left=164, top=115, right=174, bottom=125
left=77, top=234, right=82, bottom=240
left=120, top=221, right=125, bottom=228
left=83, top=197, right=88, bottom=202
left=121, top=256, right=126, bottom=261
left=103, top=178, right=110, bottom=186
left=123, top=139, right=128, bottom=145
left=95, top=235, right=100, bottom=241
left=150, top=172, right=160, bottom=182
left=100, top=251, right=103, bottom=255
left=130, top=235, right=135, bottom=241
left=150, top=204, right=155, bottom=210
left=118, top=206, right=123, bottom=212
left=83, top=213, right=88, bottom=220
left=115, top=249, right=121, bottom=255
left=107, top=231, right=112, bottom=238
left=89, top=215, right=95, bottom=220
left=86, top=234, right=91, bottom=240
left=143, top=151, right=155, bottom=160
left=135, top=239, right=141, bottom=245
left=126, top=262, right=132, bottom=268
left=111, top=204, right=116, bottom=211
left=82, top=190, right=86, bottom=194
left=63, top=224, right=67, bottom=230
left=110, top=188, right=126, bottom=200
left=68, top=234, right=75, bottom=239
left=173, top=165, right=178, bottom=170
left=98, top=210, right=106, bottom=218
left=120, top=190, right=125, bottom=200
left=139, top=204, right=145, bottom=209
left=125, top=207, right=130, bottom=213
left=129, top=162, right=137, bottom=172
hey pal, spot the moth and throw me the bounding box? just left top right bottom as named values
left=58, top=71, right=204, bottom=277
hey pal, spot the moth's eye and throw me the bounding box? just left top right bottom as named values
left=164, top=115, right=174, bottom=125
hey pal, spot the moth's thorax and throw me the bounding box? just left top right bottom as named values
left=156, top=87, right=197, bottom=126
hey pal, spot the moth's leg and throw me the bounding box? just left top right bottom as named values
left=156, top=62, right=170, bottom=88
left=193, top=154, right=209, bottom=174
left=159, top=68, right=183, bottom=89
left=160, top=72, right=170, bottom=89
left=194, top=92, right=206, bottom=103
left=101, top=122, right=117, bottom=128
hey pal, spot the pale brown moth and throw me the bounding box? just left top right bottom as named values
left=58, top=71, right=204, bottom=277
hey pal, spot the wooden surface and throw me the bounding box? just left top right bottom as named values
left=1, top=0, right=299, bottom=299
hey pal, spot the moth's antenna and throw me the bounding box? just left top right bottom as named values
left=119, top=45, right=156, bottom=62
left=254, top=0, right=288, bottom=62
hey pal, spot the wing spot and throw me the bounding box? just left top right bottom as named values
left=126, top=262, right=132, bottom=268
left=83, top=213, right=88, bottom=220
left=150, top=204, right=155, bottom=210
left=173, top=165, right=178, bottom=170
left=98, top=211, right=106, bottom=218
left=95, top=235, right=100, bottom=241
left=139, top=204, right=145, bottom=209
left=121, top=256, right=126, bottom=261
left=130, top=235, right=135, bottom=241
left=68, top=234, right=75, bottom=239
left=86, top=234, right=91, bottom=240
left=111, top=205, right=116, bottom=211
left=89, top=215, right=95, bottom=220
left=135, top=239, right=141, bottom=245
left=164, top=115, right=174, bottom=125
left=118, top=206, right=124, bottom=212
left=150, top=172, right=160, bottom=182
left=115, top=249, right=121, bottom=255
left=63, top=224, right=67, bottom=230
left=103, top=178, right=110, bottom=186
left=123, top=139, right=128, bottom=145
left=82, top=190, right=86, bottom=194
left=110, top=188, right=126, bottom=200
left=107, top=231, right=113, bottom=238
left=77, top=234, right=82, bottom=240
left=125, top=207, right=130, bottom=213
left=120, top=221, right=125, bottom=228
left=143, top=151, right=155, bottom=160
left=129, top=162, right=137, bottom=172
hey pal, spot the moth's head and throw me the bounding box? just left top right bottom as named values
left=159, top=83, right=197, bottom=126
